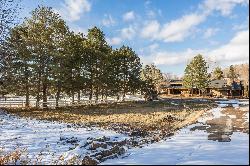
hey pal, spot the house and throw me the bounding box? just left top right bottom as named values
left=208, top=79, right=229, bottom=97
left=160, top=80, right=193, bottom=96
left=160, top=79, right=244, bottom=98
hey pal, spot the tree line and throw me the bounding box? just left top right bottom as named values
left=1, top=4, right=245, bottom=107
left=183, top=54, right=246, bottom=96
left=0, top=6, right=165, bottom=107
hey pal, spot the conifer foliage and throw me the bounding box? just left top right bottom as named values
left=0, top=6, right=148, bottom=106
left=183, top=54, right=210, bottom=96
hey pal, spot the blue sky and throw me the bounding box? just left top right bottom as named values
left=19, top=0, right=249, bottom=77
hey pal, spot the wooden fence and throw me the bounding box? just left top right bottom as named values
left=0, top=98, right=142, bottom=109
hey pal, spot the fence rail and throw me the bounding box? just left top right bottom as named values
left=0, top=98, right=143, bottom=109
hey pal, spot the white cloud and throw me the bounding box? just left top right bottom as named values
left=159, top=14, right=206, bottom=42
left=208, top=29, right=249, bottom=65
left=141, top=20, right=160, bottom=39
left=141, top=29, right=249, bottom=68
left=153, top=48, right=206, bottom=66
left=123, top=11, right=136, bottom=22
left=70, top=25, right=87, bottom=35
left=200, top=0, right=249, bottom=16
left=107, top=24, right=137, bottom=46
left=140, top=0, right=248, bottom=43
left=106, top=37, right=122, bottom=45
left=102, top=14, right=115, bottom=27
left=147, top=10, right=156, bottom=18
left=209, top=40, right=220, bottom=46
left=57, top=0, right=91, bottom=22
left=141, top=14, right=206, bottom=42
left=121, top=25, right=136, bottom=40
left=233, top=16, right=249, bottom=30
left=149, top=43, right=159, bottom=51
left=145, top=0, right=151, bottom=6
left=203, top=28, right=220, bottom=38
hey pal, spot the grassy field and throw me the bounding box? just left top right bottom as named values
left=2, top=99, right=216, bottom=143
left=0, top=99, right=221, bottom=164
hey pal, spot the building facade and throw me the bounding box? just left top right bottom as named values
left=160, top=79, right=245, bottom=98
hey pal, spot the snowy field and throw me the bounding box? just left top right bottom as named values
left=102, top=100, right=249, bottom=165
left=0, top=112, right=128, bottom=164
left=0, top=99, right=249, bottom=165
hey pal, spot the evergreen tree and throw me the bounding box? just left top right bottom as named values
left=212, top=67, right=224, bottom=80
left=0, top=41, right=16, bottom=98
left=183, top=63, right=195, bottom=95
left=7, top=26, right=33, bottom=107
left=183, top=54, right=210, bottom=96
left=23, top=6, right=69, bottom=107
left=1, top=5, right=145, bottom=106
left=116, top=46, right=141, bottom=100
left=140, top=64, right=164, bottom=100
left=106, top=49, right=121, bottom=99
left=227, top=65, right=238, bottom=82
left=62, top=31, right=86, bottom=103
left=84, top=27, right=111, bottom=101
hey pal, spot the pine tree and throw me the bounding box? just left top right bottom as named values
left=227, top=65, right=238, bottom=82
left=106, top=49, right=120, bottom=99
left=108, top=46, right=141, bottom=101
left=7, top=25, right=33, bottom=107
left=1, top=5, right=147, bottom=106
left=183, top=63, right=195, bottom=95
left=141, top=64, right=164, bottom=100
left=62, top=31, right=86, bottom=103
left=84, top=27, right=110, bottom=101
left=0, top=40, right=16, bottom=98
left=183, top=54, right=210, bottom=96
left=212, top=67, right=224, bottom=80
left=23, top=6, right=69, bottom=107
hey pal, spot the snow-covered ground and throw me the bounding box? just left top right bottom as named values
left=0, top=111, right=128, bottom=164
left=102, top=99, right=249, bottom=165
left=0, top=99, right=249, bottom=165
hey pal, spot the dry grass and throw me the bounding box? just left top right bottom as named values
left=0, top=148, right=24, bottom=165
left=0, top=147, right=83, bottom=165
left=2, top=100, right=215, bottom=139
left=0, top=100, right=217, bottom=165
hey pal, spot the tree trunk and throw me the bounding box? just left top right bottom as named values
left=72, top=91, right=75, bottom=103
left=25, top=84, right=30, bottom=107
left=122, top=92, right=125, bottom=101
left=36, top=72, right=41, bottom=107
left=101, top=89, right=104, bottom=101
left=25, top=84, right=29, bottom=107
left=89, top=84, right=93, bottom=100
left=42, top=82, right=47, bottom=108
left=56, top=81, right=61, bottom=108
left=77, top=90, right=80, bottom=103
left=123, top=84, right=126, bottom=101
left=96, top=87, right=99, bottom=101
left=25, top=66, right=29, bottom=108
